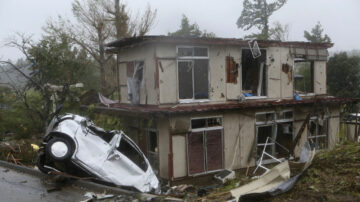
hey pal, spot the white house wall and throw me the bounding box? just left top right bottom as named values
left=314, top=61, right=327, bottom=95
left=156, top=44, right=178, bottom=104
left=267, top=47, right=282, bottom=98
left=172, top=135, right=187, bottom=178
left=116, top=44, right=329, bottom=105
left=208, top=45, right=240, bottom=101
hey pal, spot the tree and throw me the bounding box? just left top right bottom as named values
left=269, top=21, right=289, bottom=41
left=168, top=15, right=216, bottom=37
left=236, top=0, right=287, bottom=40
left=46, top=0, right=157, bottom=93
left=327, top=52, right=360, bottom=98
left=28, top=34, right=98, bottom=88
left=0, top=33, right=96, bottom=133
left=304, top=22, right=331, bottom=43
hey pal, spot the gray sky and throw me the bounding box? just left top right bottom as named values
left=1, top=0, right=360, bottom=61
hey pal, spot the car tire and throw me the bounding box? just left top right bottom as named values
left=46, top=136, right=74, bottom=162
left=37, top=150, right=51, bottom=173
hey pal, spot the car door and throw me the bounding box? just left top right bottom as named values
left=102, top=134, right=156, bottom=192
left=73, top=128, right=111, bottom=168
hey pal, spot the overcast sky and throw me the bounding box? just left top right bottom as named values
left=1, top=0, right=360, bottom=61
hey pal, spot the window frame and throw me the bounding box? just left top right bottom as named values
left=187, top=116, right=224, bottom=176
left=307, top=116, right=329, bottom=150
left=241, top=48, right=268, bottom=99
left=255, top=110, right=294, bottom=164
left=293, top=59, right=315, bottom=96
left=177, top=46, right=210, bottom=103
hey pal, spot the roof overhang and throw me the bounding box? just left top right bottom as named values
left=84, top=97, right=356, bottom=118
left=105, top=35, right=334, bottom=54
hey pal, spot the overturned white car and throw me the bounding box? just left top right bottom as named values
left=37, top=110, right=159, bottom=192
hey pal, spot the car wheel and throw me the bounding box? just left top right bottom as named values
left=46, top=137, right=74, bottom=161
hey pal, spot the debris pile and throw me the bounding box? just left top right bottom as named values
left=270, top=142, right=360, bottom=202
left=0, top=139, right=39, bottom=166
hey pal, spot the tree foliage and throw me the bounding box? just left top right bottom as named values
left=168, top=15, right=216, bottom=37
left=328, top=52, right=360, bottom=98
left=304, top=22, right=331, bottom=43
left=0, top=33, right=96, bottom=134
left=46, top=0, right=157, bottom=93
left=269, top=21, right=289, bottom=41
left=28, top=34, right=98, bottom=89
left=237, top=0, right=287, bottom=40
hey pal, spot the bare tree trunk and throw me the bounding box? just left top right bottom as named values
left=114, top=0, right=122, bottom=39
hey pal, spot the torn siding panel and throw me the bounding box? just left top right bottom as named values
left=223, top=111, right=255, bottom=170
left=293, top=107, right=309, bottom=158
left=314, top=61, right=327, bottom=95
left=225, top=46, right=241, bottom=100
left=267, top=47, right=281, bottom=99
left=226, top=56, right=238, bottom=83
left=172, top=135, right=187, bottom=178
left=239, top=112, right=256, bottom=167
left=223, top=113, right=241, bottom=169
left=280, top=48, right=294, bottom=98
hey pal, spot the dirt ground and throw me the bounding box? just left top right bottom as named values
left=268, top=142, right=360, bottom=202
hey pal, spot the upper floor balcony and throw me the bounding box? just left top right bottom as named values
left=105, top=36, right=332, bottom=106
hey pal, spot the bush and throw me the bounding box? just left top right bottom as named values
left=0, top=90, right=42, bottom=139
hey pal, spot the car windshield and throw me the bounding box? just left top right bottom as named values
left=117, top=137, right=148, bottom=172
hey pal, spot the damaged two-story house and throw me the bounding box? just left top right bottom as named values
left=93, top=36, right=354, bottom=182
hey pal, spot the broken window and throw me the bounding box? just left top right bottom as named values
left=178, top=47, right=209, bottom=100
left=226, top=56, right=238, bottom=83
left=256, top=111, right=293, bottom=162
left=127, top=61, right=144, bottom=104
left=146, top=130, right=159, bottom=174
left=188, top=117, right=223, bottom=175
left=294, top=61, right=314, bottom=94
left=308, top=116, right=328, bottom=150
left=118, top=136, right=148, bottom=172
left=242, top=49, right=267, bottom=96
